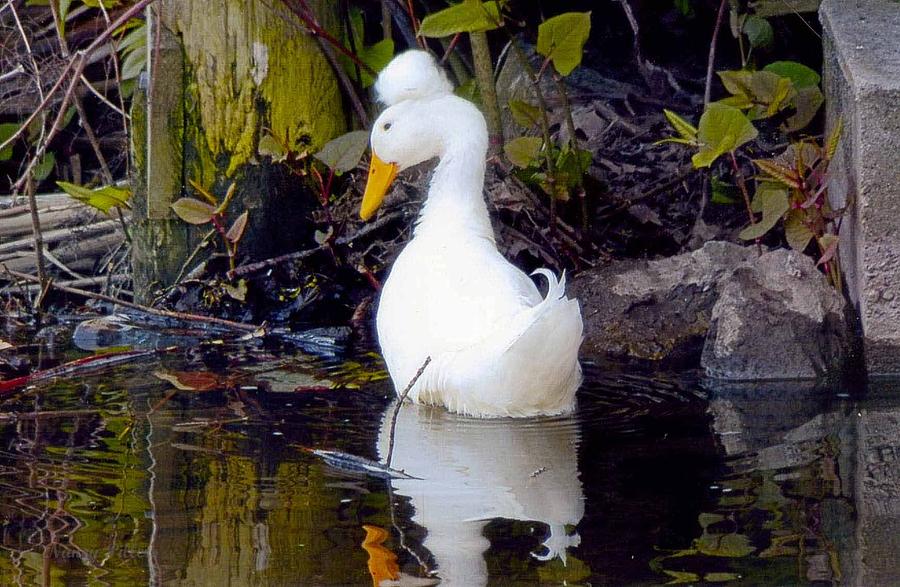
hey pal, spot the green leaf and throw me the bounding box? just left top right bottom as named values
left=32, top=152, right=55, bottom=181
left=654, top=137, right=702, bottom=147
left=739, top=184, right=789, bottom=240
left=718, top=70, right=797, bottom=119
left=784, top=85, right=823, bottom=132
left=554, top=146, right=592, bottom=195
left=663, top=570, right=701, bottom=584
left=314, top=130, right=369, bottom=173
left=58, top=0, right=72, bottom=37
left=338, top=10, right=395, bottom=88
left=224, top=280, right=248, bottom=302
left=171, top=197, right=216, bottom=224
left=224, top=279, right=248, bottom=302
left=225, top=211, right=249, bottom=244
left=750, top=0, right=820, bottom=17
left=455, top=78, right=479, bottom=101
left=825, top=118, right=843, bottom=161
left=57, top=181, right=133, bottom=214
left=663, top=109, right=698, bottom=142
left=754, top=158, right=801, bottom=188
left=118, top=22, right=146, bottom=52
left=121, top=41, right=147, bottom=80
left=355, top=39, right=394, bottom=88
left=418, top=1, right=501, bottom=37
left=784, top=209, right=814, bottom=251
left=763, top=60, right=820, bottom=88
left=674, top=0, right=694, bottom=17
left=816, top=233, right=839, bottom=266
left=691, top=103, right=758, bottom=168
left=509, top=99, right=542, bottom=128
left=0, top=122, right=20, bottom=161
left=742, top=15, right=773, bottom=48
left=503, top=136, right=542, bottom=168
left=710, top=176, right=740, bottom=204
left=694, top=531, right=755, bottom=557
left=698, top=512, right=726, bottom=529
left=258, top=133, right=287, bottom=161
left=82, top=0, right=120, bottom=7
left=536, top=11, right=592, bottom=76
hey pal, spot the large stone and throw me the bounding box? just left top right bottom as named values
left=821, top=0, right=900, bottom=375
left=702, top=248, right=850, bottom=380
left=572, top=241, right=755, bottom=366
left=571, top=241, right=852, bottom=379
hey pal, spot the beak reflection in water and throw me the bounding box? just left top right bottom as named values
left=373, top=403, right=585, bottom=586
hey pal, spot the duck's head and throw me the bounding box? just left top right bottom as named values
left=361, top=50, right=486, bottom=221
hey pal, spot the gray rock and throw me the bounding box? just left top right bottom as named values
left=571, top=241, right=755, bottom=365
left=571, top=241, right=852, bottom=379
left=702, top=248, right=850, bottom=380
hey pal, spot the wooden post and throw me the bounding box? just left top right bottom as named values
left=132, top=0, right=346, bottom=303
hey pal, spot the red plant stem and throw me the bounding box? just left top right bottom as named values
left=730, top=152, right=754, bottom=225
left=324, top=168, right=336, bottom=201
left=441, top=33, right=462, bottom=63
left=537, top=56, right=553, bottom=80
left=294, top=0, right=375, bottom=76
left=405, top=0, right=423, bottom=45
left=730, top=151, right=763, bottom=254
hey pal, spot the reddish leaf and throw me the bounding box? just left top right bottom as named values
left=154, top=370, right=235, bottom=391
left=225, top=211, right=249, bottom=244
left=816, top=234, right=840, bottom=267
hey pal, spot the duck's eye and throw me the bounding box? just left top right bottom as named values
left=382, top=122, right=392, bottom=131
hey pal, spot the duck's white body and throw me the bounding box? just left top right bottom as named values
left=366, top=52, right=583, bottom=417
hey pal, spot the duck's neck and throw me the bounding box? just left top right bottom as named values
left=415, top=142, right=493, bottom=241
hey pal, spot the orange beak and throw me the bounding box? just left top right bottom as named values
left=360, top=152, right=398, bottom=221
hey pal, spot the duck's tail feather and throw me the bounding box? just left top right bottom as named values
left=426, top=268, right=583, bottom=417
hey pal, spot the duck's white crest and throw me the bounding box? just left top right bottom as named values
left=374, top=49, right=453, bottom=106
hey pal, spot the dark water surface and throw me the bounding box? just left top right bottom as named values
left=0, top=332, right=896, bottom=585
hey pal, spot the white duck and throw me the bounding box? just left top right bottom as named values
left=361, top=50, right=583, bottom=417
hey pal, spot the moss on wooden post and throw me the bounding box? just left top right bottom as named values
left=132, top=0, right=346, bottom=302
left=131, top=21, right=194, bottom=302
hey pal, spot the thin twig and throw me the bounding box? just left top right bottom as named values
left=0, top=63, right=25, bottom=83
left=705, top=0, right=727, bottom=107
left=227, top=210, right=404, bottom=279
left=24, top=177, right=48, bottom=284
left=0, top=0, right=160, bottom=157
left=506, top=38, right=559, bottom=232
left=172, top=228, right=216, bottom=284
left=95, top=1, right=131, bottom=158
left=2, top=267, right=261, bottom=333
left=79, top=75, right=128, bottom=119
left=384, top=356, right=431, bottom=469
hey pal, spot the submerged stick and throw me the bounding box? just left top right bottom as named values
left=384, top=356, right=431, bottom=469
left=1, top=267, right=260, bottom=334
left=0, top=348, right=163, bottom=395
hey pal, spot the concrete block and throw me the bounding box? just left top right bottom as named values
left=821, top=0, right=900, bottom=374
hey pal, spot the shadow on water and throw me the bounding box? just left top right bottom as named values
left=1, top=335, right=899, bottom=585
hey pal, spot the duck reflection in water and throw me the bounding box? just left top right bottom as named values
left=372, top=402, right=585, bottom=586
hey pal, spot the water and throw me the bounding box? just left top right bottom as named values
left=0, top=331, right=896, bottom=585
